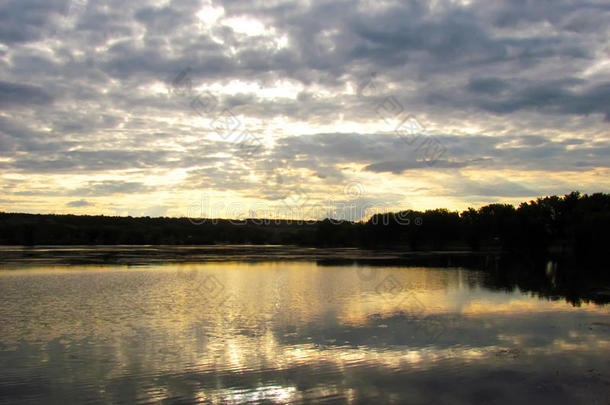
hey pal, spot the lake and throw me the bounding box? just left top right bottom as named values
left=0, top=247, right=609, bottom=404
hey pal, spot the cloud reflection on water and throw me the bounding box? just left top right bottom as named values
left=0, top=262, right=608, bottom=404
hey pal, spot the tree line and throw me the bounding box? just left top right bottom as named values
left=1, top=192, right=608, bottom=263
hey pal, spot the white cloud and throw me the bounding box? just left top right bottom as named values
left=0, top=0, right=608, bottom=216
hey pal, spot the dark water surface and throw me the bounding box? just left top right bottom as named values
left=1, top=250, right=609, bottom=404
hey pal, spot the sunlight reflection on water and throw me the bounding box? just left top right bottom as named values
left=0, top=262, right=608, bottom=404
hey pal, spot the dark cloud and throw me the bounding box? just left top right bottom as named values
left=66, top=199, right=93, bottom=207
left=12, top=150, right=171, bottom=172
left=476, top=82, right=610, bottom=117
left=0, top=81, right=55, bottom=107
left=271, top=132, right=610, bottom=174
left=467, top=78, right=510, bottom=95
left=365, top=160, right=470, bottom=174
left=0, top=0, right=68, bottom=44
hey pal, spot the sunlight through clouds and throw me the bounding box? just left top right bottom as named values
left=0, top=0, right=609, bottom=217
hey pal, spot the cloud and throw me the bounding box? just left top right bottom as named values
left=474, top=82, right=610, bottom=117
left=70, top=181, right=156, bottom=196
left=270, top=133, right=610, bottom=175
left=67, top=199, right=93, bottom=207
left=0, top=0, right=68, bottom=44
left=0, top=81, right=55, bottom=107
left=467, top=78, right=510, bottom=95
left=447, top=176, right=540, bottom=198
left=365, top=160, right=470, bottom=174
left=0, top=0, right=609, bottom=214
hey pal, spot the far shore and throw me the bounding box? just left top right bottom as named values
left=0, top=245, right=506, bottom=268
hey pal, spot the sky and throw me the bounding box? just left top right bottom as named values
left=1, top=0, right=609, bottom=220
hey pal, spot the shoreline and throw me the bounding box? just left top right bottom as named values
left=0, top=245, right=505, bottom=267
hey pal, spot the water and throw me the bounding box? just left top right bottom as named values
left=1, top=260, right=609, bottom=404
